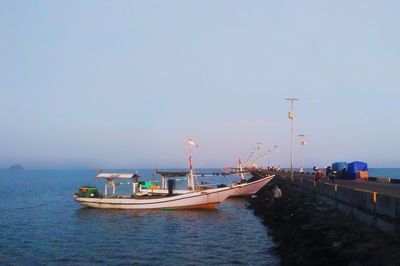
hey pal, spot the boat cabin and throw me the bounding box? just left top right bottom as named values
left=96, top=172, right=140, bottom=196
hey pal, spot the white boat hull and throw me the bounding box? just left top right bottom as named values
left=74, top=186, right=236, bottom=210
left=141, top=175, right=275, bottom=198
left=230, top=175, right=275, bottom=197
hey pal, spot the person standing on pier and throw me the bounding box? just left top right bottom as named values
left=272, top=185, right=282, bottom=206
left=313, top=167, right=323, bottom=183
left=325, top=166, right=332, bottom=176
left=326, top=166, right=335, bottom=183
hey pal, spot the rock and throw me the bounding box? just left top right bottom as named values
left=248, top=175, right=400, bottom=266
left=301, top=223, right=328, bottom=232
left=373, top=238, right=388, bottom=248
left=312, top=257, right=332, bottom=266
left=328, top=241, right=343, bottom=254
left=8, top=164, right=24, bottom=170
left=301, top=224, right=314, bottom=231
left=352, top=247, right=368, bottom=260
left=316, top=206, right=333, bottom=212
left=337, top=249, right=358, bottom=263
left=356, top=241, right=379, bottom=251
left=348, top=261, right=363, bottom=266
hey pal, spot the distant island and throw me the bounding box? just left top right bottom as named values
left=8, top=164, right=24, bottom=170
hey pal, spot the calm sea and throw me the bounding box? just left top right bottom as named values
left=0, top=169, right=279, bottom=265
left=368, top=168, right=400, bottom=179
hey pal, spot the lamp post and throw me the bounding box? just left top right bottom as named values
left=266, top=149, right=271, bottom=168
left=256, top=142, right=262, bottom=150
left=286, top=98, right=299, bottom=181
left=298, top=134, right=306, bottom=173
left=273, top=145, right=279, bottom=169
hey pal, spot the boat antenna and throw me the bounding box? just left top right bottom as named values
left=153, top=161, right=158, bottom=180
left=95, top=168, right=102, bottom=180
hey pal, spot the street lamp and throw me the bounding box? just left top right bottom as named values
left=286, top=98, right=299, bottom=181
left=298, top=134, right=306, bottom=173
left=256, top=142, right=262, bottom=150
left=273, top=145, right=279, bottom=169
left=266, top=149, right=272, bottom=168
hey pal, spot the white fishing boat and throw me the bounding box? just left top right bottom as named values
left=145, top=158, right=274, bottom=197
left=229, top=158, right=275, bottom=197
left=74, top=172, right=237, bottom=210
left=142, top=172, right=275, bottom=197
left=74, top=139, right=271, bottom=209
left=230, top=174, right=274, bottom=197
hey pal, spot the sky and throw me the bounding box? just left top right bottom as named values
left=1, top=1, right=400, bottom=169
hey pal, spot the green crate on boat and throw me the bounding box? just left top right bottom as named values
left=77, top=186, right=99, bottom=198
left=139, top=181, right=156, bottom=189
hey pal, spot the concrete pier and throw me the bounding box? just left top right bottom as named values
left=255, top=169, right=400, bottom=239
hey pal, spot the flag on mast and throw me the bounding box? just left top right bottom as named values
left=187, top=138, right=199, bottom=148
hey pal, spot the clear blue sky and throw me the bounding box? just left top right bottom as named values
left=1, top=1, right=399, bottom=169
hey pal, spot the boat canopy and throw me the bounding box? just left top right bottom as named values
left=96, top=173, right=137, bottom=179
left=156, top=170, right=229, bottom=177
left=156, top=171, right=190, bottom=177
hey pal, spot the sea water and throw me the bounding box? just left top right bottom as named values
left=0, top=169, right=279, bottom=265
left=368, top=168, right=400, bottom=179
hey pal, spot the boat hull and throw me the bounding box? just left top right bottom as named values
left=230, top=175, right=275, bottom=197
left=74, top=186, right=236, bottom=210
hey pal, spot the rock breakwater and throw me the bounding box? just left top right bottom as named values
left=249, top=175, right=400, bottom=266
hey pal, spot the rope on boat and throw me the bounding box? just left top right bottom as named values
left=252, top=171, right=266, bottom=179
left=14, top=197, right=71, bottom=210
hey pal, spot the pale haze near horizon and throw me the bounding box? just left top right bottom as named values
left=1, top=1, right=399, bottom=169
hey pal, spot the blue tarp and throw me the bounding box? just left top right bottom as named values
left=347, top=161, right=368, bottom=179
left=332, top=162, right=348, bottom=171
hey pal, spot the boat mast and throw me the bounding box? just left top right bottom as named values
left=188, top=146, right=195, bottom=190
left=238, top=157, right=245, bottom=181
left=187, top=138, right=199, bottom=190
